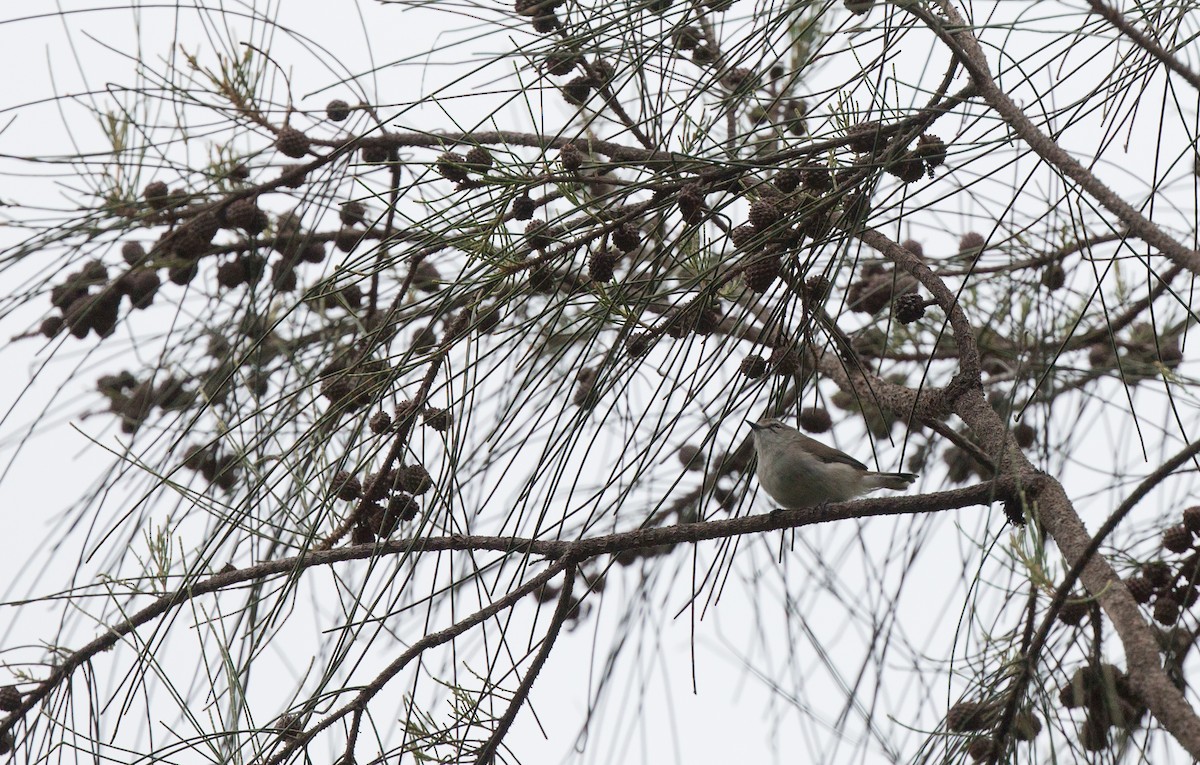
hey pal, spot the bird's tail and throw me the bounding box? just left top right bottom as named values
left=870, top=472, right=919, bottom=491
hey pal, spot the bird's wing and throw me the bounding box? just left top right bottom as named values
left=802, top=435, right=870, bottom=471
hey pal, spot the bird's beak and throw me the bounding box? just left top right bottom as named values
left=745, top=419, right=761, bottom=431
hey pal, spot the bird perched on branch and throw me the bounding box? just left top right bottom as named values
left=746, top=417, right=917, bottom=509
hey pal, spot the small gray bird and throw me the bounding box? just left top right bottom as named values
left=747, top=417, right=918, bottom=509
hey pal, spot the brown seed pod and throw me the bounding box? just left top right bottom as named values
left=1041, top=263, right=1066, bottom=291
left=588, top=248, right=619, bottom=282
left=225, top=197, right=267, bottom=233
left=331, top=470, right=362, bottom=501
left=1163, top=524, right=1193, bottom=554
left=351, top=522, right=376, bottom=545
left=901, top=239, right=924, bottom=259
left=915, top=133, right=947, bottom=168
left=1124, top=575, right=1153, bottom=603
left=143, top=181, right=170, bottom=209
left=40, top=315, right=64, bottom=338
left=121, top=241, right=147, bottom=265
left=389, top=493, right=420, bottom=522
left=172, top=212, right=220, bottom=258
left=887, top=153, right=925, bottom=184
left=1183, top=506, right=1200, bottom=534
left=846, top=121, right=884, bottom=153
left=525, top=220, right=552, bottom=251
left=124, top=271, right=160, bottom=309
left=65, top=291, right=121, bottom=339
left=958, top=232, right=986, bottom=256
left=730, top=223, right=760, bottom=251
left=798, top=407, right=832, bottom=433
left=1012, top=710, right=1042, bottom=741
left=362, top=470, right=396, bottom=502
left=893, top=293, right=925, bottom=324
left=681, top=299, right=722, bottom=335
left=748, top=198, right=782, bottom=231
left=561, top=76, right=592, bottom=106
left=673, top=25, right=702, bottom=50
left=435, top=152, right=469, bottom=182
left=842, top=192, right=870, bottom=221
left=946, top=701, right=993, bottom=732
left=400, top=464, right=433, bottom=495
left=722, top=67, right=753, bottom=91
left=278, top=164, right=307, bottom=188
left=227, top=162, right=250, bottom=181
left=740, top=354, right=767, bottom=379
left=626, top=331, right=654, bottom=358
left=678, top=444, right=704, bottom=472
left=424, top=406, right=452, bottom=431
left=965, top=737, right=994, bottom=763
left=741, top=251, right=782, bottom=292
left=677, top=183, right=706, bottom=224
left=530, top=11, right=558, bottom=32
left=216, top=260, right=247, bottom=289
left=1175, top=584, right=1199, bottom=608
left=805, top=275, right=832, bottom=303
left=511, top=193, right=535, bottom=220
left=1057, top=598, right=1089, bottom=626
left=847, top=276, right=891, bottom=315
left=559, top=143, right=584, bottom=172
left=339, top=201, right=367, bottom=227
left=274, top=126, right=310, bottom=159
left=464, top=146, right=494, bottom=172
left=527, top=262, right=553, bottom=294
left=769, top=345, right=800, bottom=376
left=1143, top=560, right=1171, bottom=586
left=369, top=411, right=393, bottom=434
left=0, top=686, right=20, bottom=713
left=1002, top=495, right=1026, bottom=526
left=801, top=168, right=832, bottom=192
left=335, top=228, right=361, bottom=253
left=411, top=324, right=438, bottom=353
left=1154, top=595, right=1181, bottom=625
left=168, top=262, right=199, bottom=286
left=364, top=501, right=398, bottom=537
left=1013, top=422, right=1036, bottom=449
left=359, top=138, right=393, bottom=164
left=271, top=261, right=298, bottom=292
left=691, top=44, right=717, bottom=65
left=326, top=99, right=351, bottom=121
left=544, top=50, right=581, bottom=76
left=475, top=304, right=501, bottom=333
left=612, top=222, right=641, bottom=253
left=773, top=167, right=800, bottom=193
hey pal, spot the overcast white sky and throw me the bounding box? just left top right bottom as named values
left=1, top=2, right=1199, bottom=764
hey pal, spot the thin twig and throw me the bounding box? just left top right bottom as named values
left=473, top=563, right=577, bottom=764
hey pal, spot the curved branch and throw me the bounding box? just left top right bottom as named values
left=272, top=558, right=572, bottom=765
left=858, top=226, right=983, bottom=389
left=910, top=0, right=1200, bottom=276
left=1085, top=0, right=1200, bottom=91
left=473, top=563, right=577, bottom=764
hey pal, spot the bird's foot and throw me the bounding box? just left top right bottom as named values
left=771, top=502, right=829, bottom=515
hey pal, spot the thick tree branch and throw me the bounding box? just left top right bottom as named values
left=991, top=435, right=1200, bottom=757
left=912, top=0, right=1200, bottom=276
left=0, top=482, right=1012, bottom=743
